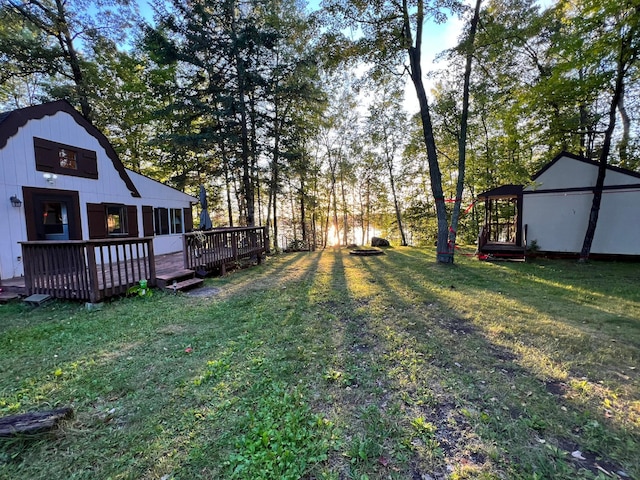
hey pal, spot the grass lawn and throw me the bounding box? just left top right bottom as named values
left=0, top=247, right=638, bottom=479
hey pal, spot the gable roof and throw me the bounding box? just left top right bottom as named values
left=125, top=168, right=197, bottom=203
left=477, top=184, right=523, bottom=199
left=532, top=151, right=640, bottom=181
left=0, top=100, right=140, bottom=197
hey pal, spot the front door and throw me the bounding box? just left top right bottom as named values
left=22, top=187, right=82, bottom=241
left=40, top=201, right=69, bottom=240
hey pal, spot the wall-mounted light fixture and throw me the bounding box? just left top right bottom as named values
left=43, top=172, right=58, bottom=185
left=10, top=195, right=22, bottom=207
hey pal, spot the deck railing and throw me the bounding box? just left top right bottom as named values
left=21, top=237, right=155, bottom=303
left=183, top=226, right=267, bottom=273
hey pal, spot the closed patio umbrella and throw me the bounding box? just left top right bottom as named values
left=199, top=184, right=213, bottom=230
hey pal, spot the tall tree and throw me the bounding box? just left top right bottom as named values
left=0, top=0, right=138, bottom=120
left=366, top=78, right=409, bottom=246
left=578, top=0, right=640, bottom=260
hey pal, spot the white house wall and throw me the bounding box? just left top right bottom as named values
left=125, top=169, right=197, bottom=255
left=523, top=155, right=640, bottom=255
left=1, top=109, right=196, bottom=279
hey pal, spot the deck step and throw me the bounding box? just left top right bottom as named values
left=156, top=269, right=197, bottom=289
left=165, top=277, right=204, bottom=293
left=0, top=292, right=21, bottom=304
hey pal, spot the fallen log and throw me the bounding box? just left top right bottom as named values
left=0, top=407, right=73, bottom=437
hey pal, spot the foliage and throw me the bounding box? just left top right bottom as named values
left=226, top=383, right=333, bottom=478
left=126, top=280, right=153, bottom=298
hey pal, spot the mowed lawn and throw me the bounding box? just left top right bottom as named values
left=0, top=248, right=638, bottom=479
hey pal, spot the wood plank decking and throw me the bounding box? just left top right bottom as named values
left=1, top=251, right=185, bottom=297
left=3, top=227, right=267, bottom=302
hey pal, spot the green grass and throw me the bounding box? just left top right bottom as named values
left=0, top=248, right=638, bottom=479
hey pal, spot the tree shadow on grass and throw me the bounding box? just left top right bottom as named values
left=350, top=248, right=638, bottom=479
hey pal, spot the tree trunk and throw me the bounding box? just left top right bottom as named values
left=300, top=179, right=307, bottom=243
left=404, top=0, right=449, bottom=262
left=229, top=2, right=254, bottom=227
left=221, top=140, right=234, bottom=227
left=617, top=83, right=631, bottom=166
left=579, top=51, right=627, bottom=261
left=407, top=49, right=449, bottom=261
left=340, top=168, right=349, bottom=246
left=449, top=0, right=482, bottom=257
left=387, top=162, right=407, bottom=246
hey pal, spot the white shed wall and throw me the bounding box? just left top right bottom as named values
left=523, top=155, right=640, bottom=255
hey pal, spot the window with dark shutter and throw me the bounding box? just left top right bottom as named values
left=34, top=137, right=98, bottom=179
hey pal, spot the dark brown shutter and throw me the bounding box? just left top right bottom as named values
left=33, top=137, right=57, bottom=172
left=87, top=203, right=107, bottom=239
left=183, top=206, right=193, bottom=232
left=78, top=149, right=98, bottom=179
left=126, top=205, right=138, bottom=237
left=142, top=206, right=154, bottom=237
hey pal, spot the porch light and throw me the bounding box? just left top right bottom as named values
left=9, top=195, right=22, bottom=207
left=43, top=172, right=58, bottom=185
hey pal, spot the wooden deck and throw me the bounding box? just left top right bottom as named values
left=1, top=251, right=185, bottom=297
left=3, top=226, right=267, bottom=302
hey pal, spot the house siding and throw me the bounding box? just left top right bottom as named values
left=1, top=105, right=196, bottom=280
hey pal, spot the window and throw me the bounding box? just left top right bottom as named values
left=106, top=205, right=127, bottom=235
left=59, top=148, right=77, bottom=170
left=153, top=208, right=184, bottom=235
left=154, top=208, right=169, bottom=235
left=42, top=202, right=64, bottom=234
left=170, top=208, right=183, bottom=234
left=87, top=203, right=138, bottom=239
left=34, top=137, right=97, bottom=179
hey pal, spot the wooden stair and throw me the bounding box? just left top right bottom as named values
left=156, top=269, right=204, bottom=293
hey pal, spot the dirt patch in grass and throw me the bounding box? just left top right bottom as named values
left=545, top=380, right=569, bottom=397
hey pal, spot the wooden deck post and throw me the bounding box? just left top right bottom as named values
left=85, top=243, right=101, bottom=303
left=147, top=237, right=157, bottom=287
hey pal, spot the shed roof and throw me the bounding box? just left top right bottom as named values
left=532, top=151, right=640, bottom=181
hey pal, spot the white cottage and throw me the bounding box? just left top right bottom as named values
left=478, top=152, right=640, bottom=258
left=0, top=100, right=196, bottom=281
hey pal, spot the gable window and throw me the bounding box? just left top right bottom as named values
left=106, top=205, right=127, bottom=235
left=34, top=137, right=98, bottom=179
left=59, top=148, right=77, bottom=170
